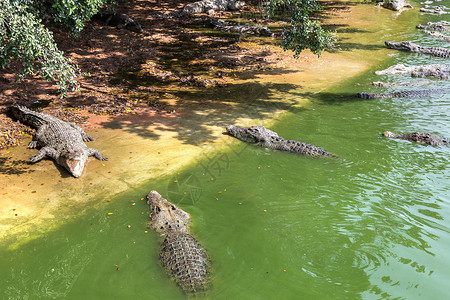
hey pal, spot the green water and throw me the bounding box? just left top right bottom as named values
left=1, top=3, right=450, bottom=300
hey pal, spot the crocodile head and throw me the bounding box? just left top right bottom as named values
left=226, top=125, right=278, bottom=143
left=147, top=190, right=190, bottom=233
left=126, top=21, right=143, bottom=33
left=383, top=131, right=396, bottom=138
left=59, top=147, right=88, bottom=178
left=385, top=41, right=418, bottom=52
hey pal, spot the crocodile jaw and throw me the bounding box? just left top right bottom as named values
left=65, top=158, right=85, bottom=178
left=225, top=125, right=258, bottom=143
left=383, top=131, right=395, bottom=138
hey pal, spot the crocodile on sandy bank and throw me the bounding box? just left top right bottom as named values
left=385, top=41, right=450, bottom=58
left=375, top=63, right=450, bottom=79
left=93, top=13, right=143, bottom=33
left=151, top=0, right=241, bottom=18
left=383, top=131, right=450, bottom=146
left=211, top=20, right=273, bottom=36
left=375, top=0, right=413, bottom=11
left=10, top=105, right=107, bottom=177
left=355, top=88, right=450, bottom=99
left=147, top=190, right=209, bottom=293
left=226, top=125, right=336, bottom=157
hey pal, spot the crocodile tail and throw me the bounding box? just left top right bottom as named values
left=10, top=105, right=47, bottom=129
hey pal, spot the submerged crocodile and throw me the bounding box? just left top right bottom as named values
left=376, top=0, right=413, bottom=11
left=93, top=13, right=143, bottom=33
left=385, top=41, right=450, bottom=58
left=416, top=21, right=450, bottom=32
left=226, top=125, right=336, bottom=157
left=152, top=0, right=241, bottom=18
left=357, top=80, right=431, bottom=87
left=375, top=63, right=450, bottom=79
left=147, top=190, right=209, bottom=293
left=355, top=88, right=450, bottom=99
left=423, top=30, right=450, bottom=42
left=420, top=7, right=450, bottom=14
left=10, top=105, right=107, bottom=177
left=383, top=131, right=450, bottom=146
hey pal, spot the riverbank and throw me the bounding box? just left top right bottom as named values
left=0, top=0, right=418, bottom=248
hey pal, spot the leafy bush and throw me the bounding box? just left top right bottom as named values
left=266, top=0, right=336, bottom=56
left=0, top=0, right=115, bottom=96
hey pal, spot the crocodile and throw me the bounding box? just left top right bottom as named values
left=355, top=88, right=450, bottom=99
left=423, top=30, right=450, bottom=42
left=357, top=80, right=431, bottom=87
left=375, top=63, right=450, bottom=79
left=420, top=7, right=450, bottom=14
left=147, top=190, right=209, bottom=293
left=211, top=20, right=273, bottom=36
left=152, top=0, right=242, bottom=18
left=383, top=131, right=450, bottom=146
left=93, top=13, right=143, bottom=33
left=375, top=0, right=413, bottom=11
left=225, top=125, right=336, bottom=157
left=416, top=21, right=450, bottom=32
left=10, top=105, right=107, bottom=177
left=385, top=41, right=450, bottom=58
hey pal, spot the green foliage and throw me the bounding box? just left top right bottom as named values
left=28, top=0, right=117, bottom=35
left=0, top=0, right=115, bottom=96
left=266, top=0, right=336, bottom=57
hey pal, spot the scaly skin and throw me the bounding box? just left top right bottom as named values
left=147, top=191, right=210, bottom=293
left=93, top=13, right=142, bottom=33
left=355, top=88, right=450, bottom=99
left=376, top=0, right=413, bottom=11
left=383, top=131, right=450, bottom=146
left=385, top=41, right=450, bottom=58
left=152, top=0, right=240, bottom=18
left=226, top=125, right=336, bottom=157
left=10, top=105, right=107, bottom=177
left=375, top=63, right=450, bottom=79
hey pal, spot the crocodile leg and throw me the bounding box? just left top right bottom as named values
left=27, top=138, right=39, bottom=149
left=28, top=124, right=48, bottom=148
left=87, top=148, right=108, bottom=161
left=69, top=123, right=95, bottom=142
left=30, top=147, right=57, bottom=163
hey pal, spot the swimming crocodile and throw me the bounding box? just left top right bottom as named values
left=147, top=190, right=209, bottom=293
left=357, top=80, right=431, bottom=87
left=420, top=7, right=450, bottom=14
left=226, top=125, right=336, bottom=157
left=423, top=30, right=450, bottom=42
left=376, top=0, right=413, bottom=11
left=10, top=105, right=107, bottom=177
left=375, top=63, right=450, bottom=79
left=385, top=41, right=450, bottom=58
left=416, top=21, right=450, bottom=32
left=355, top=88, right=450, bottom=99
left=383, top=131, right=450, bottom=146
left=93, top=13, right=143, bottom=33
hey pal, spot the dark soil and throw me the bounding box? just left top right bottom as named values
left=0, top=0, right=285, bottom=149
